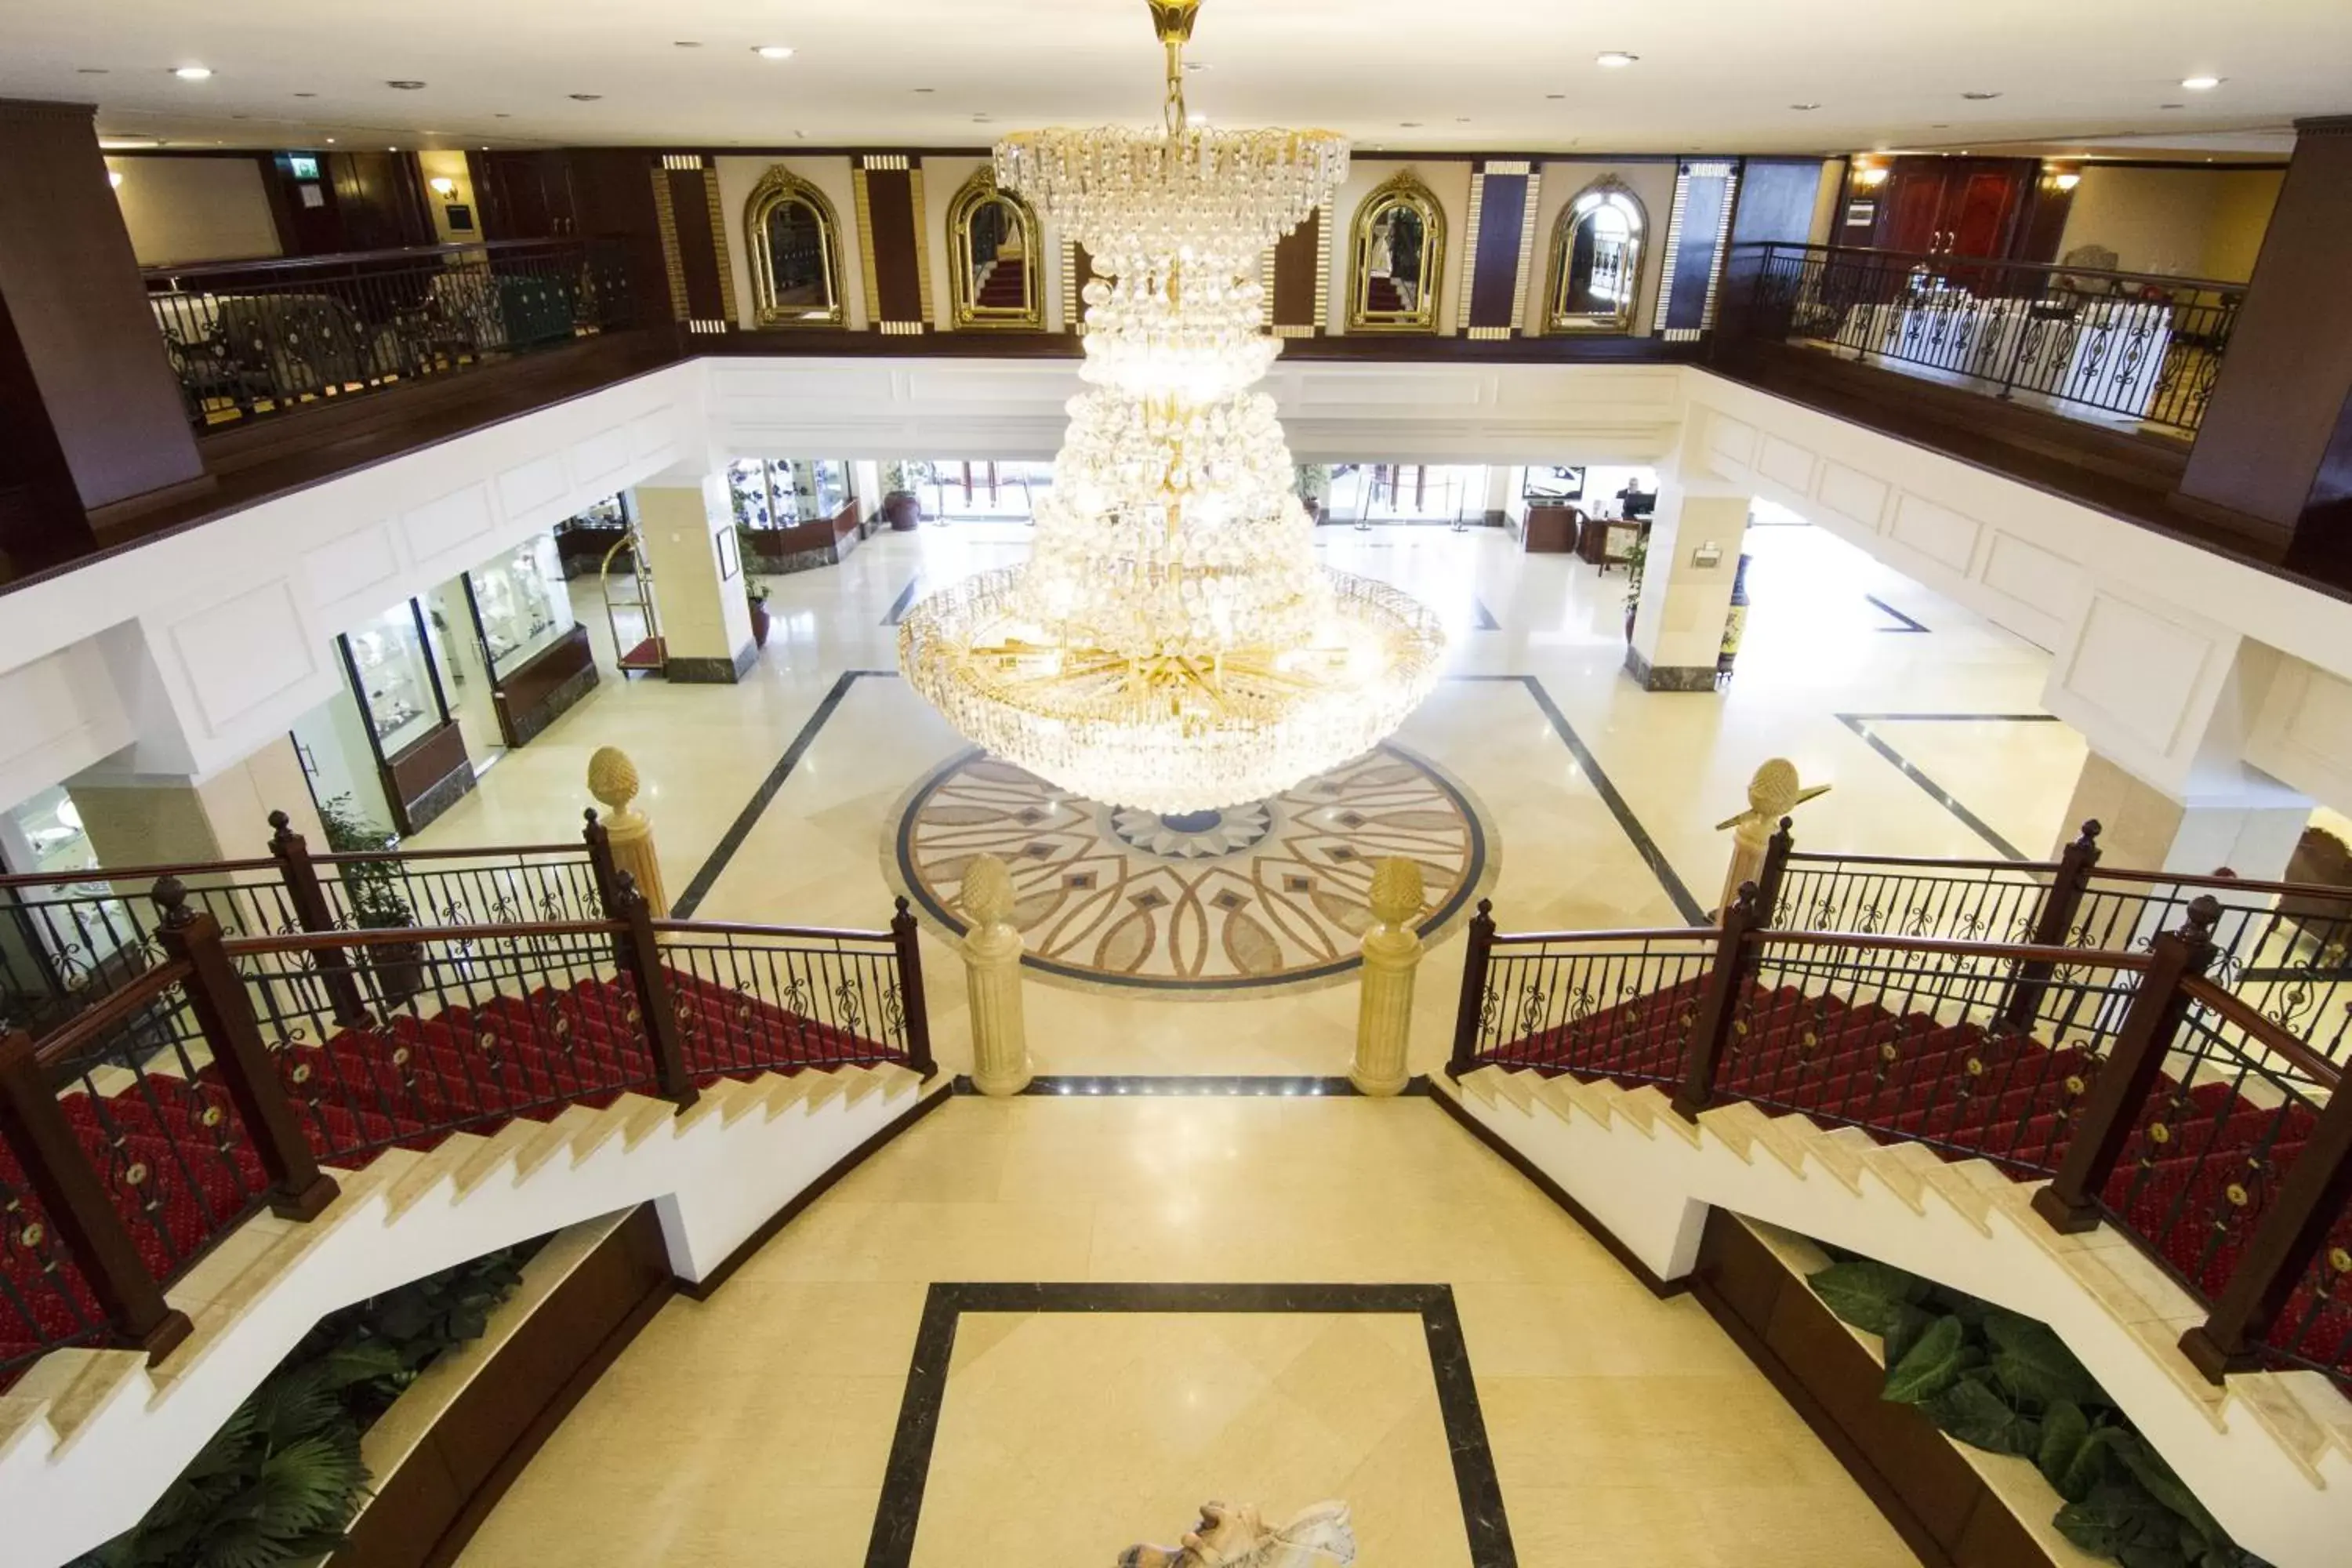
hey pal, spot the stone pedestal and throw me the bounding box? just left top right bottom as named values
left=1350, top=857, right=1426, bottom=1097
left=958, top=855, right=1032, bottom=1096
left=587, top=747, right=666, bottom=916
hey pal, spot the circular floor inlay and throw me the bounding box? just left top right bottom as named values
left=893, top=744, right=1489, bottom=990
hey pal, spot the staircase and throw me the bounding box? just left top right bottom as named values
left=973, top=255, right=1028, bottom=310
left=1443, top=822, right=2352, bottom=1568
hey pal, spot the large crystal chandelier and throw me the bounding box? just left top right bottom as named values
left=899, top=0, right=1444, bottom=814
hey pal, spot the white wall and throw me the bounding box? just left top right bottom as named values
left=107, top=156, right=281, bottom=267
left=2056, top=165, right=2285, bottom=281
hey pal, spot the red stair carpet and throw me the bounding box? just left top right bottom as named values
left=0, top=970, right=879, bottom=1385
left=1494, top=982, right=2352, bottom=1381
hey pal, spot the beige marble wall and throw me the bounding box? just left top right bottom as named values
left=68, top=734, right=324, bottom=869
left=1323, top=159, right=1475, bottom=336
left=2053, top=751, right=2310, bottom=877
left=1521, top=160, right=1679, bottom=338
left=713, top=155, right=870, bottom=331
left=633, top=482, right=756, bottom=670
left=1631, top=489, right=1749, bottom=677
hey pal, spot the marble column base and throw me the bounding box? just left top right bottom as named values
left=1624, top=645, right=1722, bottom=692
left=666, top=641, right=759, bottom=684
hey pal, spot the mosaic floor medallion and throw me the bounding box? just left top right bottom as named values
left=893, top=744, right=1489, bottom=991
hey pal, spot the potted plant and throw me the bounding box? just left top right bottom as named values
left=1621, top=528, right=1647, bottom=643
left=317, top=793, right=423, bottom=1007
left=881, top=460, right=924, bottom=532
left=746, top=581, right=771, bottom=648
left=1295, top=463, right=1333, bottom=524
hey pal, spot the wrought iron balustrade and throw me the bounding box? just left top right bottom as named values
left=143, top=238, right=635, bottom=430
left=1733, top=241, right=2245, bottom=435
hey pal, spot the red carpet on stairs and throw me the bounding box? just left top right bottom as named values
left=1493, top=981, right=2352, bottom=1383
left=1, top=967, right=892, bottom=1385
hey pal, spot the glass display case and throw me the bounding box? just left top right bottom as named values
left=464, top=534, right=574, bottom=677
left=730, top=459, right=854, bottom=528
left=340, top=601, right=445, bottom=760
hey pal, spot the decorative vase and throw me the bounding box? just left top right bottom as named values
left=884, top=491, right=921, bottom=532
left=749, top=599, right=771, bottom=648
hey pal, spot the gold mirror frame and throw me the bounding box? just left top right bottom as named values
left=947, top=169, right=1044, bottom=330
left=746, top=167, right=847, bottom=328
left=1347, top=172, right=1446, bottom=335
left=1544, top=176, right=1647, bottom=336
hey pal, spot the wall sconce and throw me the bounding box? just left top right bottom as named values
left=429, top=176, right=458, bottom=196
left=108, top=169, right=124, bottom=189
left=2053, top=171, right=2081, bottom=191
left=1854, top=164, right=1890, bottom=188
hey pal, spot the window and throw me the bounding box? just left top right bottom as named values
left=746, top=167, right=846, bottom=327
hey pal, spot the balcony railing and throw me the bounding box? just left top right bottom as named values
left=143, top=238, right=636, bottom=432
left=1732, top=241, right=2245, bottom=437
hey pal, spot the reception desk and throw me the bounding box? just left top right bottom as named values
left=1521, top=503, right=1580, bottom=554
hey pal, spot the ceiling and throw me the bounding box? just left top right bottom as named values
left=3, top=0, right=2343, bottom=158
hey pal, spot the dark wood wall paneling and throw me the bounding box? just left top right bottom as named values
left=383, top=717, right=474, bottom=837
left=1719, top=158, right=1825, bottom=336
left=0, top=99, right=207, bottom=568
left=328, top=1207, right=673, bottom=1568
left=858, top=158, right=927, bottom=331
left=1464, top=162, right=1533, bottom=336
left=1660, top=162, right=1737, bottom=338
left=662, top=161, right=731, bottom=324
left=2182, top=116, right=2352, bottom=577
left=1692, top=1211, right=2062, bottom=1568
left=564, top=151, right=673, bottom=328
left=1270, top=210, right=1321, bottom=336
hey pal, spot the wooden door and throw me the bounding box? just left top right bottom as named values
left=472, top=153, right=579, bottom=239
left=1944, top=170, right=2024, bottom=260
left=1881, top=169, right=1949, bottom=254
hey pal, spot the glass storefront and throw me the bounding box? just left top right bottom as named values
left=729, top=459, right=854, bottom=527
left=0, top=786, right=131, bottom=1026
left=465, top=534, right=574, bottom=677
left=340, top=600, right=445, bottom=760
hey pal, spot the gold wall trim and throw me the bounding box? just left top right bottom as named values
left=1511, top=171, right=1543, bottom=331
left=1458, top=169, right=1488, bottom=337
left=650, top=169, right=689, bottom=324
left=852, top=167, right=884, bottom=332
left=701, top=169, right=735, bottom=327
left=1483, top=158, right=1532, bottom=177
left=908, top=164, right=933, bottom=329
left=659, top=153, right=703, bottom=172
left=1259, top=245, right=1276, bottom=328
left=1465, top=325, right=1512, bottom=340
left=862, top=153, right=912, bottom=172
left=1312, top=200, right=1332, bottom=330
left=1061, top=235, right=1080, bottom=331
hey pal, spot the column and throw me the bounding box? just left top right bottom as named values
left=67, top=735, right=326, bottom=869
left=1625, top=480, right=1748, bottom=692
left=957, top=855, right=1032, bottom=1096
left=1350, top=858, right=1425, bottom=1097
left=2052, top=754, right=2309, bottom=879
left=633, top=478, right=758, bottom=683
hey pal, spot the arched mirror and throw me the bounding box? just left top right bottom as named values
left=746, top=168, right=845, bottom=328
left=1545, top=177, right=1646, bottom=334
left=1348, top=172, right=1445, bottom=334
left=949, top=169, right=1043, bottom=329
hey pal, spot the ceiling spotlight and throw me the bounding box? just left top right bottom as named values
left=77, top=67, right=109, bottom=75
left=1791, top=102, right=1822, bottom=111
left=1595, top=52, right=1639, bottom=67
left=2159, top=102, right=2186, bottom=110
left=2181, top=75, right=2222, bottom=90
left=387, top=146, right=398, bottom=152
left=293, top=90, right=317, bottom=97
left=673, top=40, right=702, bottom=48
left=172, top=65, right=213, bottom=81
left=1184, top=60, right=1210, bottom=72
left=1544, top=92, right=1566, bottom=100
left=325, top=136, right=336, bottom=143
left=387, top=80, right=426, bottom=90
left=1961, top=90, right=2002, bottom=100
left=754, top=45, right=795, bottom=60
left=568, top=93, right=603, bottom=101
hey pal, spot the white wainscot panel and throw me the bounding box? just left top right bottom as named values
left=1757, top=435, right=1816, bottom=495
left=710, top=365, right=901, bottom=405
left=2060, top=593, right=2216, bottom=758
left=495, top=454, right=569, bottom=521
left=302, top=524, right=401, bottom=613
left=1494, top=370, right=1679, bottom=412
left=399, top=485, right=495, bottom=565
left=169, top=582, right=320, bottom=735
left=631, top=408, right=677, bottom=459
left=1816, top=462, right=1889, bottom=532
left=1888, top=494, right=1982, bottom=574
left=1705, top=413, right=1759, bottom=473
left=0, top=645, right=132, bottom=811
left=901, top=368, right=1080, bottom=406
left=1979, top=532, right=2084, bottom=626
left=570, top=423, right=635, bottom=488
left=1288, top=371, right=1486, bottom=409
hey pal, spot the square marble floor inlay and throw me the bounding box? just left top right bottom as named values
left=906, top=1310, right=1476, bottom=1567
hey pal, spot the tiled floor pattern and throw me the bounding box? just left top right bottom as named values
left=454, top=1096, right=1919, bottom=1568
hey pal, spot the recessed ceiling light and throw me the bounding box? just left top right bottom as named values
left=2182, top=75, right=2222, bottom=90
left=673, top=40, right=702, bottom=48
left=2159, top=102, right=2186, bottom=110
left=913, top=86, right=935, bottom=93
left=1184, top=61, right=1210, bottom=72
left=1544, top=93, right=1566, bottom=100
left=77, top=67, right=108, bottom=75
left=568, top=93, right=603, bottom=101
left=172, top=65, right=213, bottom=81
left=753, top=45, right=795, bottom=60
left=1595, top=52, right=1639, bottom=68
left=387, top=146, right=398, bottom=152
left=1399, top=120, right=1422, bottom=128
left=387, top=80, right=426, bottom=90
left=325, top=136, right=336, bottom=143
left=1961, top=90, right=2002, bottom=100
left=293, top=91, right=317, bottom=97
left=1791, top=103, right=1822, bottom=111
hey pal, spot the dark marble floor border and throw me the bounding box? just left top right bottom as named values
left=1833, top=713, right=2065, bottom=862
left=1460, top=674, right=1708, bottom=924
left=672, top=669, right=896, bottom=918
left=1864, top=594, right=1930, bottom=633
left=951, top=1073, right=1432, bottom=1098
left=866, top=1281, right=1514, bottom=1568
left=881, top=575, right=923, bottom=626
left=1472, top=597, right=1501, bottom=631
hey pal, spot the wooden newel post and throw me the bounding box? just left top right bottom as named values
left=0, top=1029, right=193, bottom=1362
left=2003, top=819, right=2103, bottom=1032
left=892, top=897, right=937, bottom=1080
left=2031, top=895, right=2220, bottom=1235
left=1351, top=858, right=1427, bottom=1097
left=2179, top=1051, right=2352, bottom=1381
left=953, top=862, right=1025, bottom=1094
left=1446, top=899, right=1497, bottom=1080
left=267, top=811, right=368, bottom=1028
left=1675, top=882, right=1766, bottom=1123
left=153, top=877, right=340, bottom=1221
left=609, top=872, right=696, bottom=1110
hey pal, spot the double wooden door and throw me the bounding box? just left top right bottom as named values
left=1876, top=160, right=2033, bottom=259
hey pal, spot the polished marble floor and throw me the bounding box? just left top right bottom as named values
left=412, top=517, right=2078, bottom=1078
left=454, top=1095, right=1919, bottom=1568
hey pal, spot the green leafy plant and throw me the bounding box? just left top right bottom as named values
left=80, top=1246, right=533, bottom=1568
left=313, top=793, right=411, bottom=931
left=1808, top=1256, right=2268, bottom=1568
left=1621, top=527, right=1650, bottom=616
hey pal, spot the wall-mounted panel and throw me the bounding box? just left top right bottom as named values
left=1978, top=532, right=2084, bottom=627
left=400, top=485, right=497, bottom=564
left=1815, top=462, right=1890, bottom=532
left=0, top=645, right=134, bottom=817
left=1887, top=494, right=1982, bottom=574
left=651, top=155, right=731, bottom=332
left=302, top=523, right=401, bottom=611
left=1269, top=206, right=1328, bottom=339
left=1461, top=161, right=1538, bottom=339
left=2058, top=592, right=2219, bottom=757
left=1756, top=434, right=1816, bottom=495
left=1654, top=161, right=1740, bottom=341
left=2247, top=659, right=2352, bottom=816
left=853, top=155, right=931, bottom=336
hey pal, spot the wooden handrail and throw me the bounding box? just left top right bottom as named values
left=0, top=858, right=278, bottom=890
left=1737, top=240, right=2250, bottom=296
left=1783, top=850, right=2052, bottom=873
left=1488, top=926, right=1721, bottom=948
left=1751, top=929, right=2153, bottom=969
left=223, top=919, right=622, bottom=953
left=308, top=843, right=589, bottom=864
left=2180, top=975, right=2343, bottom=1089
left=649, top=919, right=895, bottom=944
left=2088, top=866, right=2352, bottom=902
left=142, top=237, right=604, bottom=282
left=28, top=961, right=194, bottom=1069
